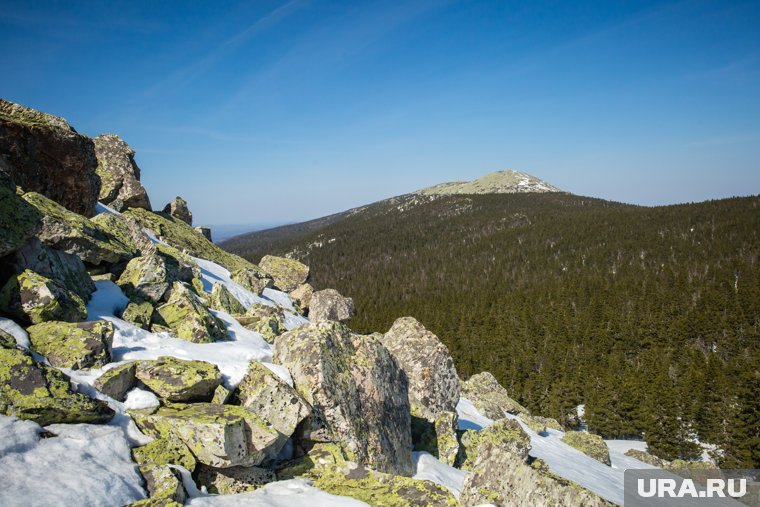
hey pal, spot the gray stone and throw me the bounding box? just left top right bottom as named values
left=93, top=134, right=152, bottom=211
left=309, top=288, right=355, bottom=323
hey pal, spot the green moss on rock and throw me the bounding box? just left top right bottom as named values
left=209, top=282, right=245, bottom=314
left=135, top=356, right=222, bottom=403
left=27, top=320, right=114, bottom=369
left=561, top=431, right=611, bottom=466
left=154, top=282, right=227, bottom=343
left=132, top=437, right=197, bottom=472
left=259, top=255, right=309, bottom=292
left=121, top=301, right=154, bottom=329
left=0, top=269, right=87, bottom=324
left=94, top=361, right=137, bottom=401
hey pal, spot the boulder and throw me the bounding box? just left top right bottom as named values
left=309, top=288, right=355, bottom=323
left=135, top=356, right=222, bottom=403
left=195, top=464, right=275, bottom=495
left=236, top=303, right=285, bottom=343
left=27, top=320, right=114, bottom=369
left=522, top=413, right=563, bottom=434
left=561, top=431, right=611, bottom=466
left=230, top=267, right=273, bottom=296
left=212, top=384, right=231, bottom=405
left=131, top=403, right=281, bottom=468
left=91, top=211, right=153, bottom=255
left=154, top=282, right=227, bottom=343
left=0, top=346, right=114, bottom=425
left=459, top=419, right=611, bottom=507
left=117, top=250, right=198, bottom=305
left=0, top=99, right=100, bottom=217
left=136, top=465, right=187, bottom=505
left=274, top=322, right=413, bottom=475
left=460, top=371, right=529, bottom=420
left=434, top=411, right=459, bottom=466
left=195, top=226, right=212, bottom=242
left=0, top=169, right=41, bottom=257
left=93, top=134, right=152, bottom=211
left=121, top=301, right=154, bottom=330
left=162, top=197, right=192, bottom=226
left=94, top=361, right=137, bottom=401
left=233, top=361, right=311, bottom=446
left=0, top=269, right=87, bottom=324
left=21, top=191, right=135, bottom=265
left=209, top=283, right=245, bottom=315
left=0, top=328, right=16, bottom=349
left=259, top=255, right=309, bottom=292
left=132, top=437, right=197, bottom=472
left=289, top=283, right=314, bottom=313
left=380, top=317, right=460, bottom=421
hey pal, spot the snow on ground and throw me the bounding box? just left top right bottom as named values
left=456, top=397, right=494, bottom=430
left=123, top=387, right=161, bottom=410
left=412, top=451, right=467, bottom=498
left=0, top=415, right=145, bottom=507
left=0, top=316, right=31, bottom=349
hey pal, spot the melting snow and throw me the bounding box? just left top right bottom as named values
left=412, top=451, right=467, bottom=498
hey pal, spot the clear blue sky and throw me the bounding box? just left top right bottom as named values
left=2, top=0, right=759, bottom=226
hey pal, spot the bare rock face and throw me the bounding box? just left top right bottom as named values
left=163, top=196, right=192, bottom=226
left=93, top=134, right=151, bottom=211
left=274, top=321, right=413, bottom=476
left=0, top=99, right=100, bottom=217
left=309, top=288, right=355, bottom=323
left=380, top=317, right=460, bottom=422
left=195, top=226, right=212, bottom=242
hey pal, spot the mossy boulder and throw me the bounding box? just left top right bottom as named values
left=561, top=431, right=611, bottom=466
left=235, top=303, right=285, bottom=343
left=135, top=356, right=222, bottom=403
left=522, top=413, right=564, bottom=434
left=434, top=411, right=459, bottom=466
left=135, top=464, right=187, bottom=505
left=259, top=255, right=309, bottom=292
left=0, top=328, right=16, bottom=349
left=117, top=251, right=197, bottom=305
left=274, top=321, right=413, bottom=475
left=212, top=384, right=231, bottom=404
left=94, top=361, right=137, bottom=401
left=27, top=320, right=114, bottom=369
left=309, top=288, right=355, bottom=323
left=230, top=267, right=273, bottom=296
left=162, top=196, right=192, bottom=226
left=93, top=134, right=152, bottom=211
left=0, top=170, right=42, bottom=257
left=132, top=437, right=197, bottom=472
left=289, top=283, right=314, bottom=314
left=209, top=282, right=245, bottom=314
left=130, top=403, right=281, bottom=468
left=0, top=346, right=114, bottom=425
left=194, top=464, right=275, bottom=495
left=0, top=269, right=87, bottom=324
left=460, top=371, right=529, bottom=420
left=154, top=282, right=227, bottom=343
left=121, top=301, right=154, bottom=329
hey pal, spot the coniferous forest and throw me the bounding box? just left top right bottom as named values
left=223, top=192, right=760, bottom=467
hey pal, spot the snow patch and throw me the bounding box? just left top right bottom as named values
left=0, top=317, right=30, bottom=349
left=412, top=451, right=467, bottom=498
left=184, top=478, right=369, bottom=506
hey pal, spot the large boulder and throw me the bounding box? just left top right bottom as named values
left=381, top=317, right=460, bottom=421
left=309, top=288, right=355, bottom=323
left=93, top=134, right=152, bottom=211
left=0, top=169, right=41, bottom=257
left=154, top=282, right=227, bottom=343
left=132, top=436, right=197, bottom=472
left=131, top=403, right=281, bottom=468
left=209, top=283, right=245, bottom=315
left=459, top=419, right=611, bottom=507
left=259, top=255, right=309, bottom=292
left=134, top=356, right=222, bottom=403
left=0, top=346, right=114, bottom=425
left=117, top=254, right=173, bottom=304
left=27, top=320, right=114, bottom=369
left=0, top=99, right=100, bottom=217
left=561, top=431, right=611, bottom=466
left=274, top=321, right=413, bottom=475
left=94, top=361, right=137, bottom=401
left=236, top=303, right=285, bottom=343
left=460, top=371, right=529, bottom=420
left=120, top=301, right=154, bottom=330
left=195, top=464, right=275, bottom=495
left=230, top=267, right=273, bottom=295
left=0, top=269, right=87, bottom=324
left=162, top=196, right=192, bottom=226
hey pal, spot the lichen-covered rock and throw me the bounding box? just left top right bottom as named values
left=0, top=328, right=16, bottom=349
left=434, top=411, right=459, bottom=466
left=309, top=288, right=355, bottom=323
left=91, top=211, right=152, bottom=255
left=27, top=320, right=114, bottom=369
left=0, top=98, right=100, bottom=217
left=121, top=301, right=154, bottom=330
left=209, top=283, right=245, bottom=315
left=134, top=356, right=222, bottom=403
left=21, top=191, right=135, bottom=264
left=381, top=317, right=459, bottom=422
left=561, top=431, right=611, bottom=466
left=0, top=170, right=41, bottom=257
left=459, top=419, right=611, bottom=507
left=0, top=269, right=87, bottom=324
left=130, top=403, right=281, bottom=468
left=195, top=226, right=212, bottom=241
left=0, top=347, right=114, bottom=425
left=460, top=371, right=529, bottom=420
left=117, top=251, right=197, bottom=305
left=162, top=196, right=192, bottom=225
left=236, top=303, right=285, bottom=343
left=522, top=413, right=563, bottom=434
left=195, top=464, right=275, bottom=494
left=94, top=361, right=137, bottom=401
left=259, top=255, right=309, bottom=292
left=289, top=283, right=313, bottom=314
left=230, top=267, right=273, bottom=296
left=274, top=321, right=413, bottom=475
left=93, top=134, right=152, bottom=211
left=136, top=464, right=187, bottom=505
left=624, top=449, right=666, bottom=467
left=132, top=437, right=197, bottom=472
left=233, top=361, right=310, bottom=445
left=154, top=282, right=227, bottom=343
left=212, top=384, right=231, bottom=405
left=124, top=208, right=252, bottom=272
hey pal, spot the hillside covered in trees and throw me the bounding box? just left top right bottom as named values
left=223, top=192, right=760, bottom=467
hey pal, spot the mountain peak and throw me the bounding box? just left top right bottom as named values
left=417, top=169, right=561, bottom=196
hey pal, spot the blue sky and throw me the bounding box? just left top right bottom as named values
left=2, top=0, right=759, bottom=226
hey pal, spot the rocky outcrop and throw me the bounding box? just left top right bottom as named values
left=236, top=303, right=285, bottom=343
left=230, top=267, right=273, bottom=295
left=0, top=346, right=114, bottom=424
left=195, top=226, right=212, bottom=242
left=459, top=419, right=611, bottom=507
left=0, top=99, right=100, bottom=217
left=561, top=431, right=611, bottom=466
left=309, top=288, right=355, bottom=323
left=154, top=282, right=227, bottom=343
left=274, top=321, right=413, bottom=475
left=0, top=169, right=41, bottom=257
left=0, top=269, right=87, bottom=324
left=26, top=320, right=114, bottom=369
left=93, top=134, right=151, bottom=211
left=195, top=464, right=275, bottom=495
left=162, top=197, right=192, bottom=226
left=460, top=371, right=529, bottom=420
left=381, top=317, right=460, bottom=421
left=134, top=356, right=222, bottom=403
left=209, top=283, right=245, bottom=315
left=94, top=362, right=137, bottom=401
left=259, top=255, right=309, bottom=292
left=131, top=403, right=281, bottom=468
